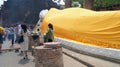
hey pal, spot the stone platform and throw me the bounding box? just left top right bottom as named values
left=55, top=37, right=120, bottom=63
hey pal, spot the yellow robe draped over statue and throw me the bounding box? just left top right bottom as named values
left=40, top=8, right=120, bottom=49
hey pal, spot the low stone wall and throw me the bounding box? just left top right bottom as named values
left=55, top=38, right=120, bottom=63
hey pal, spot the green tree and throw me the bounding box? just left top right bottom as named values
left=72, top=0, right=94, bottom=9
left=94, top=0, right=120, bottom=8
left=73, top=0, right=120, bottom=8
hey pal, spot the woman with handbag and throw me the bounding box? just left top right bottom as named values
left=20, top=24, right=29, bottom=59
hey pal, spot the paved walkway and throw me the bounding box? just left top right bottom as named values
left=0, top=51, right=35, bottom=67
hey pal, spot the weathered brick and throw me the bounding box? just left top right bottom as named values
left=35, top=42, right=64, bottom=67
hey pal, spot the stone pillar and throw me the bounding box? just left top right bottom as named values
left=28, top=35, right=35, bottom=51
left=35, top=42, right=64, bottom=67
left=83, top=0, right=94, bottom=10
left=29, top=34, right=40, bottom=51
left=65, top=0, right=72, bottom=8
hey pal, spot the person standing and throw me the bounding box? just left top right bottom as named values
left=14, top=25, right=19, bottom=43
left=0, top=26, right=4, bottom=53
left=44, top=23, right=54, bottom=42
left=10, top=27, right=15, bottom=47
left=20, top=24, right=29, bottom=59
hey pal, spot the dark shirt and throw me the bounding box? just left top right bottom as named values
left=0, top=33, right=3, bottom=43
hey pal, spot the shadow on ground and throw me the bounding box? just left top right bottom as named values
left=17, top=53, right=24, bottom=56
left=19, top=58, right=30, bottom=65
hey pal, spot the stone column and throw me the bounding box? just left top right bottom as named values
left=83, top=0, right=94, bottom=10
left=29, top=34, right=40, bottom=51
left=28, top=35, right=35, bottom=51
left=35, top=42, right=64, bottom=67
left=65, top=0, right=72, bottom=8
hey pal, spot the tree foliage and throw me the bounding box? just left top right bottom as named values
left=2, top=0, right=59, bottom=25
left=94, top=0, right=120, bottom=8
left=72, top=0, right=120, bottom=8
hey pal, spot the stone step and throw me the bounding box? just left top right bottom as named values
left=63, top=48, right=120, bottom=67
left=1, top=44, right=20, bottom=51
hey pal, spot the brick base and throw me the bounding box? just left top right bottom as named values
left=35, top=42, right=64, bottom=67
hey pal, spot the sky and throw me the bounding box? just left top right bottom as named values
left=0, top=0, right=7, bottom=7
left=0, top=0, right=4, bottom=7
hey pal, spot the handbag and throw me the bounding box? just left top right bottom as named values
left=18, top=35, right=24, bottom=44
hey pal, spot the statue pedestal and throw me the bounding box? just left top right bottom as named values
left=35, top=42, right=64, bottom=67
